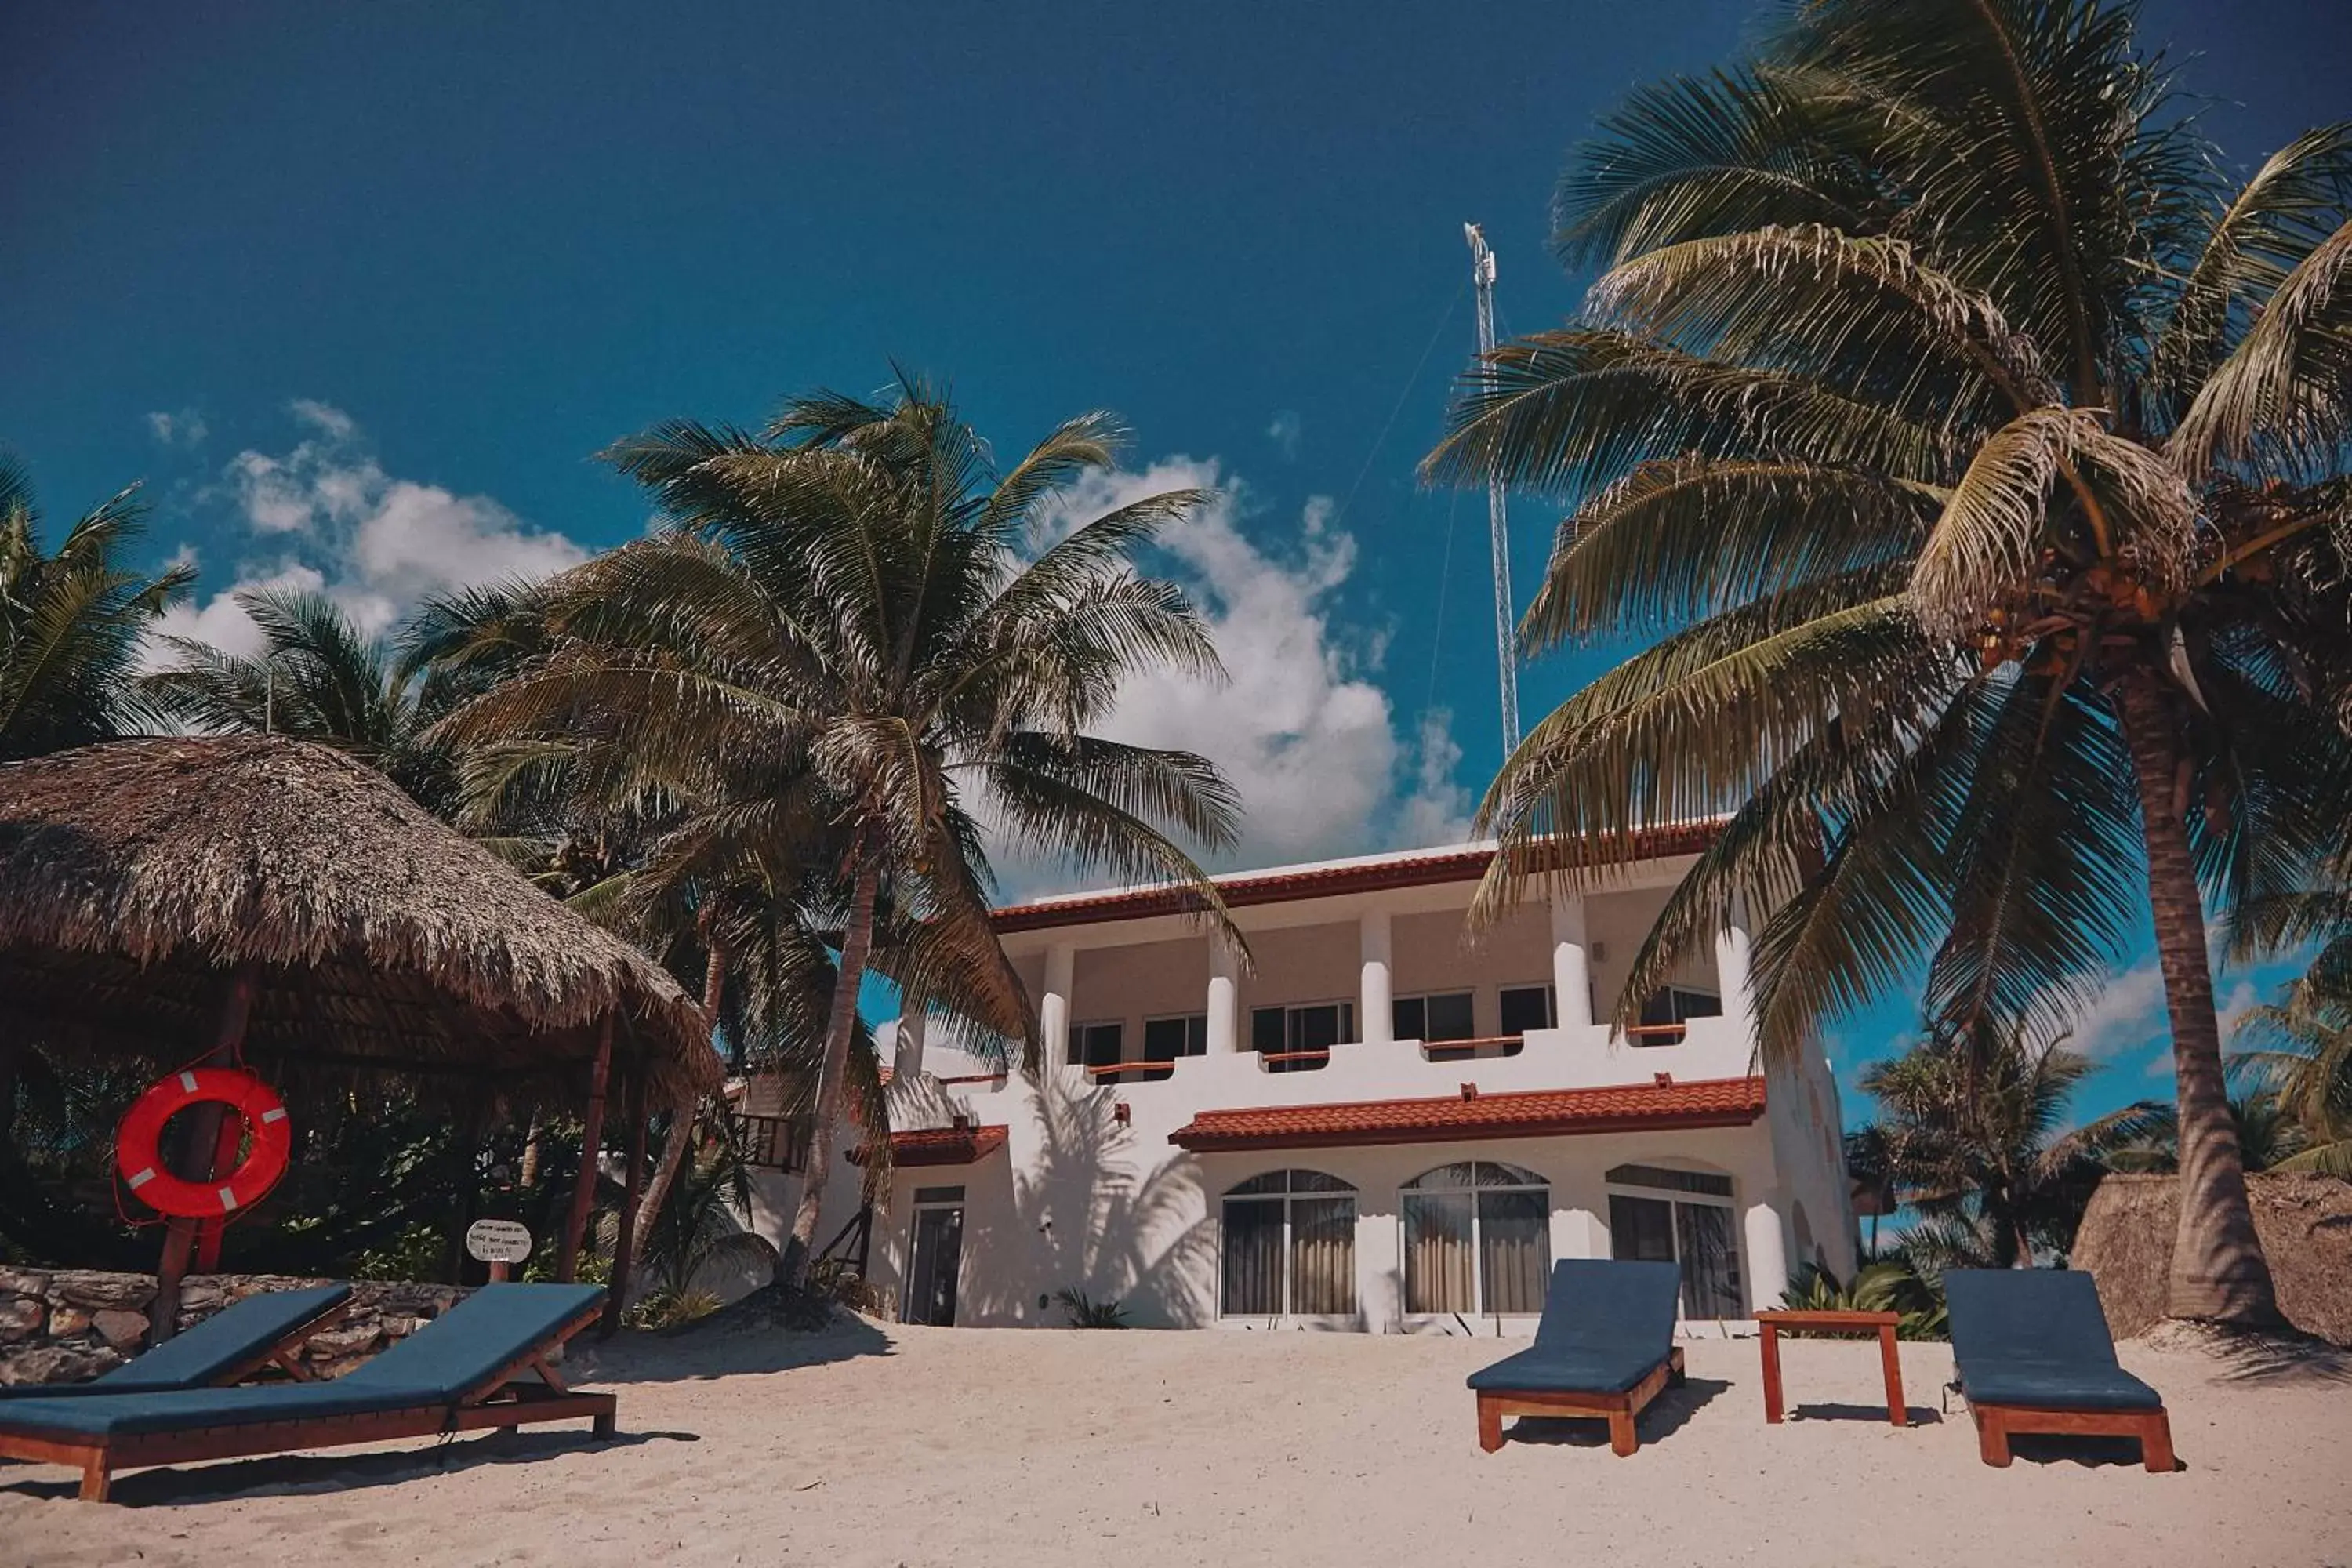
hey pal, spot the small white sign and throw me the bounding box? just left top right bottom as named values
left=465, top=1218, right=533, bottom=1264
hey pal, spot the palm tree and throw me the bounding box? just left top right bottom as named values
left=0, top=459, right=190, bottom=762
left=1427, top=0, right=2352, bottom=1326
left=143, top=586, right=456, bottom=808
left=1855, top=1025, right=2169, bottom=1268
left=2104, top=1089, right=2309, bottom=1175
left=2230, top=935, right=2352, bottom=1175
left=435, top=376, right=1242, bottom=1288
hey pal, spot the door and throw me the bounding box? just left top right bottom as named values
left=902, top=1200, right=964, bottom=1326
left=1608, top=1192, right=1745, bottom=1319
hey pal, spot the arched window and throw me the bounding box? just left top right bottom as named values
left=1401, top=1160, right=1550, bottom=1316
left=1221, top=1170, right=1357, bottom=1318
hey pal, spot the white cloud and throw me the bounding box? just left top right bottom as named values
left=1266, top=409, right=1301, bottom=461
left=152, top=401, right=585, bottom=663
left=2068, top=960, right=2171, bottom=1060
left=147, top=564, right=328, bottom=666
left=146, top=408, right=208, bottom=448
left=1008, top=457, right=1471, bottom=887
left=289, top=398, right=356, bottom=440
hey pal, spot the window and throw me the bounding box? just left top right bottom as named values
left=1401, top=1161, right=1552, bottom=1316
left=1138, top=1013, right=1208, bottom=1081
left=1395, top=989, right=1476, bottom=1061
left=1250, top=1001, right=1354, bottom=1072
left=1498, top=985, right=1555, bottom=1035
left=1392, top=991, right=1475, bottom=1044
left=732, top=1112, right=812, bottom=1172
left=1221, top=1170, right=1358, bottom=1317
left=1606, top=1163, right=1744, bottom=1318
left=1066, top=1021, right=1123, bottom=1070
left=1633, top=985, right=1721, bottom=1045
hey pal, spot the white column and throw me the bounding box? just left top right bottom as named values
left=1549, top=890, right=1592, bottom=1029
left=1359, top=908, right=1393, bottom=1045
left=891, top=999, right=927, bottom=1083
left=1042, top=942, right=1075, bottom=1069
left=1744, top=1194, right=1791, bottom=1316
left=1205, top=935, right=1239, bottom=1054
left=1715, top=892, right=1755, bottom=1044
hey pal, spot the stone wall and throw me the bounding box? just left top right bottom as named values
left=0, top=1269, right=470, bottom=1388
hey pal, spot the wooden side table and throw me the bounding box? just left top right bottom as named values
left=1754, top=1308, right=1907, bottom=1426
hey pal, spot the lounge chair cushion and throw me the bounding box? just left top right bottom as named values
left=1465, top=1342, right=1667, bottom=1395
left=1467, top=1258, right=1681, bottom=1392
left=0, top=1284, right=350, bottom=1400
left=0, top=1379, right=417, bottom=1439
left=339, top=1283, right=605, bottom=1396
left=0, top=1283, right=608, bottom=1441
left=1946, top=1269, right=2163, bottom=1413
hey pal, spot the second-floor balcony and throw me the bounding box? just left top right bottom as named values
left=891, top=849, right=1766, bottom=1123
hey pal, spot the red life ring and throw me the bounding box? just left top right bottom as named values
left=115, top=1069, right=293, bottom=1219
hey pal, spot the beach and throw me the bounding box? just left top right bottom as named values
left=5, top=1321, right=2347, bottom=1568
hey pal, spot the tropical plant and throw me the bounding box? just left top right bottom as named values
left=1853, top=1026, right=2168, bottom=1267
left=1053, top=1286, right=1132, bottom=1329
left=434, top=374, right=1243, bottom=1289
left=604, top=1130, right=779, bottom=1328
left=1427, top=0, right=2352, bottom=1326
left=2230, top=942, right=2352, bottom=1175
left=0, top=459, right=190, bottom=761
left=143, top=586, right=459, bottom=808
left=634, top=1127, right=779, bottom=1301
left=1780, top=1259, right=1948, bottom=1340
left=2103, top=1089, right=2310, bottom=1174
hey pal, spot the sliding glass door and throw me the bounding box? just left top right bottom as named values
left=1606, top=1163, right=1745, bottom=1319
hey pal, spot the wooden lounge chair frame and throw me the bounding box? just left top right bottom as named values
left=0, top=1296, right=615, bottom=1501
left=1475, top=1347, right=1686, bottom=1457
left=1968, top=1399, right=2174, bottom=1472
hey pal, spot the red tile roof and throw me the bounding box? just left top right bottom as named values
left=992, top=823, right=1725, bottom=932
left=1167, top=1076, right=1766, bottom=1152
left=851, top=1124, right=1009, bottom=1167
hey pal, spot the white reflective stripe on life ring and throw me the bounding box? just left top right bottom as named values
left=179, top=1071, right=199, bottom=1092
left=127, top=1167, right=156, bottom=1189
left=218, top=1186, right=238, bottom=1211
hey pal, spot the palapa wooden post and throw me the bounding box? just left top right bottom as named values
left=604, top=1069, right=649, bottom=1335
left=152, top=967, right=256, bottom=1346
left=555, top=1012, right=614, bottom=1282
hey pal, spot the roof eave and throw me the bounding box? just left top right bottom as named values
left=1167, top=1105, right=1765, bottom=1153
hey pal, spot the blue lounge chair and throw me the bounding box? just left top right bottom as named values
left=1466, top=1259, right=1685, bottom=1455
left=0, top=1283, right=614, bottom=1501
left=1945, top=1269, right=2173, bottom=1472
left=0, top=1284, right=351, bottom=1401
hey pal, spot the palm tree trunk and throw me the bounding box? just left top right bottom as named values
left=779, top=840, right=883, bottom=1292
left=517, top=1113, right=543, bottom=1190
left=2117, top=674, right=2281, bottom=1326
left=628, top=943, right=727, bottom=1263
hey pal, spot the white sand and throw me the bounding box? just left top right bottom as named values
left=5, top=1319, right=2349, bottom=1567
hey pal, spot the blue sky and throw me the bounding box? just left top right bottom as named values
left=6, top=0, right=2347, bottom=1123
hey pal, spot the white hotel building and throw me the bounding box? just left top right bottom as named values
left=772, top=829, right=1857, bottom=1334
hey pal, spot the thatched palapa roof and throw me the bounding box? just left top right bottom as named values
left=0, top=737, right=719, bottom=1112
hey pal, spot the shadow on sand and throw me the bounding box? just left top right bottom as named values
left=1502, top=1375, right=1729, bottom=1450
left=568, top=1308, right=895, bottom=1385
left=2000, top=1432, right=2185, bottom=1472
left=1787, top=1400, right=1945, bottom=1425
left=0, top=1426, right=700, bottom=1508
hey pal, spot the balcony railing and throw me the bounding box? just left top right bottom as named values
left=1417, top=1033, right=1528, bottom=1063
